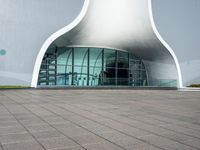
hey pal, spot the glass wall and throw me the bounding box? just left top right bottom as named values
left=38, top=46, right=148, bottom=87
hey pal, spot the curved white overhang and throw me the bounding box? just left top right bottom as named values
left=148, top=0, right=183, bottom=88
left=31, top=0, right=183, bottom=88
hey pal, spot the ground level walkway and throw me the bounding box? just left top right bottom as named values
left=0, top=89, right=200, bottom=150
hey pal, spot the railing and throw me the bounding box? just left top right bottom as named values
left=147, top=79, right=177, bottom=87
left=38, top=75, right=177, bottom=88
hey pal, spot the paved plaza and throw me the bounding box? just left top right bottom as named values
left=0, top=89, right=200, bottom=150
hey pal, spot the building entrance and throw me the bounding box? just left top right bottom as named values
left=38, top=46, right=148, bottom=87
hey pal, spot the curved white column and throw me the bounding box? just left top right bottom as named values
left=32, top=0, right=183, bottom=88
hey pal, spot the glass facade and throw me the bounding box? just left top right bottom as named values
left=38, top=46, right=148, bottom=87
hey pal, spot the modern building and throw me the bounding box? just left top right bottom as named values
left=0, top=0, right=200, bottom=88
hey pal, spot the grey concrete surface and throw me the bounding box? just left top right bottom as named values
left=0, top=89, right=200, bottom=150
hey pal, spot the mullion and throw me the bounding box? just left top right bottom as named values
left=115, top=50, right=118, bottom=86
left=87, top=48, right=90, bottom=86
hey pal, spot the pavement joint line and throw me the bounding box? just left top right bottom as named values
left=124, top=112, right=200, bottom=139
left=78, top=102, right=200, bottom=140
left=4, top=91, right=120, bottom=150
left=40, top=103, right=164, bottom=150
left=0, top=139, right=34, bottom=145
left=0, top=101, right=88, bottom=150
left=1, top=90, right=200, bottom=150
left=73, top=104, right=200, bottom=149
left=38, top=104, right=128, bottom=150
left=0, top=103, right=47, bottom=150
left=110, top=98, right=200, bottom=132
left=55, top=103, right=200, bottom=150
left=105, top=99, right=194, bottom=125
left=0, top=92, right=60, bottom=147
left=0, top=131, right=28, bottom=136
left=80, top=101, right=200, bottom=133
left=139, top=115, right=200, bottom=132
left=43, top=91, right=192, bottom=123
left=43, top=145, right=83, bottom=150
left=0, top=143, right=4, bottom=150
left=14, top=89, right=197, bottom=149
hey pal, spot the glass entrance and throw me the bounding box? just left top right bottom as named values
left=38, top=46, right=148, bottom=87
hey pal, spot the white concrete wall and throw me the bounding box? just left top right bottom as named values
left=152, top=0, right=200, bottom=86
left=0, top=0, right=83, bottom=85
left=0, top=0, right=199, bottom=87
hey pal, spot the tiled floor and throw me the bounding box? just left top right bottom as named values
left=0, top=89, right=200, bottom=150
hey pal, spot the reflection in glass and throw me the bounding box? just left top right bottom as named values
left=38, top=46, right=148, bottom=87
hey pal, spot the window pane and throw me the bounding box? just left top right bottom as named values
left=90, top=48, right=102, bottom=67
left=74, top=48, right=88, bottom=67
left=104, top=49, right=116, bottom=68
left=38, top=47, right=147, bottom=87
left=74, top=66, right=87, bottom=86
left=89, top=66, right=101, bottom=86
left=57, top=47, right=72, bottom=65
left=118, top=51, right=128, bottom=68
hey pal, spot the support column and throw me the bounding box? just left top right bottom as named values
left=72, top=48, right=74, bottom=85
left=101, top=49, right=104, bottom=86
left=115, top=51, right=118, bottom=86
left=87, top=48, right=90, bottom=86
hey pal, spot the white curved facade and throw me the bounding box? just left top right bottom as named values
left=32, top=0, right=182, bottom=88
left=0, top=0, right=199, bottom=88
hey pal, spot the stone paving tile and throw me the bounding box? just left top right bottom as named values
left=161, top=143, right=198, bottom=150
left=67, top=119, right=115, bottom=134
left=0, top=121, right=20, bottom=128
left=83, top=141, right=123, bottom=150
left=2, top=140, right=44, bottom=150
left=0, top=114, right=13, bottom=118
left=1, top=89, right=200, bottom=150
left=56, top=126, right=91, bottom=137
left=4, top=105, right=30, bottom=115
left=160, top=132, right=198, bottom=143
left=56, top=104, right=151, bottom=137
left=71, top=133, right=105, bottom=145
left=43, top=116, right=70, bottom=125
left=117, top=125, right=151, bottom=138
left=23, top=104, right=55, bottom=117
left=25, top=124, right=56, bottom=133
left=14, top=114, right=40, bottom=121
left=20, top=118, right=47, bottom=127
left=183, top=139, right=200, bottom=149
left=162, top=124, right=200, bottom=139
left=0, top=110, right=10, bottom=115
left=128, top=115, right=170, bottom=126
left=31, top=130, right=65, bottom=140
left=140, top=134, right=198, bottom=150
left=98, top=131, right=140, bottom=144
left=38, top=137, right=79, bottom=150
left=0, top=133, right=34, bottom=144
left=97, top=131, right=162, bottom=150
left=120, top=142, right=162, bottom=150
left=0, top=116, right=16, bottom=122
left=175, top=122, right=200, bottom=132
left=53, top=146, right=85, bottom=150
left=0, top=126, right=27, bottom=135
left=52, top=122, right=77, bottom=129
left=0, top=97, right=16, bottom=104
